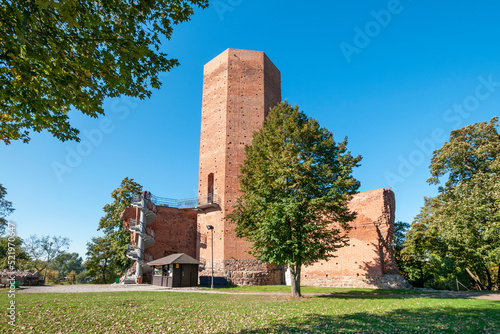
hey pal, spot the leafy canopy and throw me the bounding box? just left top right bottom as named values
left=97, top=176, right=142, bottom=271
left=48, top=252, right=85, bottom=277
left=407, top=117, right=500, bottom=290
left=85, top=236, right=120, bottom=284
left=228, top=102, right=361, bottom=296
left=0, top=0, right=209, bottom=144
left=0, top=184, right=14, bottom=234
left=0, top=236, right=30, bottom=270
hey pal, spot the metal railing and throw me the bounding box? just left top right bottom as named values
left=145, top=227, right=155, bottom=240
left=150, top=193, right=220, bottom=209
left=126, top=245, right=140, bottom=259
left=129, top=219, right=139, bottom=229
left=133, top=192, right=220, bottom=210
left=129, top=219, right=155, bottom=240
left=131, top=194, right=157, bottom=214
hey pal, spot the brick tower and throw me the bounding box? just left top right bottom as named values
left=197, top=49, right=282, bottom=285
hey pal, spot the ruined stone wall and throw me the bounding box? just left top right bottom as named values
left=301, top=188, right=409, bottom=288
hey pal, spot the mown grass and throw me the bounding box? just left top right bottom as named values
left=196, top=285, right=436, bottom=295
left=1, top=291, right=499, bottom=333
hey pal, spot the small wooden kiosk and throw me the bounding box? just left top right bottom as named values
left=148, top=253, right=200, bottom=288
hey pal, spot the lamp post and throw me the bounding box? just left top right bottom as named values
left=206, top=225, right=214, bottom=289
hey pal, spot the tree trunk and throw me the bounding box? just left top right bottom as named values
left=289, top=264, right=302, bottom=297
left=102, top=260, right=107, bottom=284
left=484, top=265, right=492, bottom=290
left=466, top=267, right=485, bottom=290
left=43, top=263, right=49, bottom=281
left=496, top=265, right=500, bottom=291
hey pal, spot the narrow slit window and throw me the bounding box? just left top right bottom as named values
left=208, top=173, right=214, bottom=203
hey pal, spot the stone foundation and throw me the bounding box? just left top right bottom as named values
left=199, top=259, right=283, bottom=286
left=301, top=274, right=411, bottom=289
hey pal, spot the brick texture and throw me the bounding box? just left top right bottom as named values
left=197, top=49, right=282, bottom=284
left=301, top=188, right=409, bottom=288
left=121, top=206, right=197, bottom=261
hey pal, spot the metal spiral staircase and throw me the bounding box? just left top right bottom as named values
left=123, top=194, right=157, bottom=284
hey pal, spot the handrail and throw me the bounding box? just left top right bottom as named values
left=131, top=194, right=157, bottom=214
left=129, top=219, right=154, bottom=240
left=150, top=193, right=220, bottom=209
left=146, top=227, right=155, bottom=240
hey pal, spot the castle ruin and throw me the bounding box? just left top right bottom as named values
left=121, top=49, right=409, bottom=288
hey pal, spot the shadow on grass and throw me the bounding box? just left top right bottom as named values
left=235, top=304, right=500, bottom=333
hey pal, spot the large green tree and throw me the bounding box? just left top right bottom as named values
left=48, top=252, right=84, bottom=278
left=413, top=117, right=500, bottom=290
left=0, top=0, right=209, bottom=144
left=401, top=197, right=480, bottom=290
left=0, top=236, right=30, bottom=270
left=98, top=176, right=142, bottom=272
left=85, top=236, right=119, bottom=284
left=0, top=184, right=14, bottom=235
left=228, top=102, right=362, bottom=297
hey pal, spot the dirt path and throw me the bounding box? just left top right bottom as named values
left=10, top=284, right=500, bottom=301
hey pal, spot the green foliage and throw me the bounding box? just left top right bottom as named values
left=66, top=270, right=77, bottom=284
left=76, top=270, right=89, bottom=284
left=402, top=118, right=500, bottom=290
left=98, top=176, right=142, bottom=272
left=392, top=221, right=410, bottom=270
left=0, top=0, right=209, bottom=144
left=0, top=184, right=14, bottom=235
left=85, top=236, right=121, bottom=284
left=228, top=101, right=361, bottom=296
left=0, top=236, right=29, bottom=270
left=44, top=268, right=59, bottom=284
left=48, top=252, right=84, bottom=278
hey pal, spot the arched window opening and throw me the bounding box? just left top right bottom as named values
left=207, top=173, right=214, bottom=203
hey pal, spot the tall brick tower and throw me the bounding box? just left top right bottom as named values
left=197, top=49, right=282, bottom=285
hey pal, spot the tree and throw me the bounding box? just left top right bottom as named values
left=417, top=117, right=500, bottom=290
left=85, top=236, right=120, bottom=284
left=391, top=221, right=410, bottom=277
left=98, top=177, right=142, bottom=273
left=0, top=184, right=14, bottom=235
left=66, top=270, right=77, bottom=284
left=23, top=235, right=70, bottom=280
left=0, top=236, right=30, bottom=270
left=228, top=102, right=362, bottom=297
left=0, top=0, right=209, bottom=144
left=48, top=252, right=84, bottom=278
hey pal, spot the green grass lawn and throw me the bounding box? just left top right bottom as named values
left=196, top=285, right=438, bottom=295
left=1, top=291, right=499, bottom=333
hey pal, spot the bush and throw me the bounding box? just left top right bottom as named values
left=66, top=270, right=77, bottom=284
left=44, top=269, right=59, bottom=284
left=76, top=271, right=88, bottom=284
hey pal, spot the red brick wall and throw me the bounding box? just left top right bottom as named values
left=121, top=206, right=197, bottom=261
left=197, top=49, right=282, bottom=278
left=301, top=188, right=408, bottom=288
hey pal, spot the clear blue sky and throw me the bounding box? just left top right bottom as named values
left=2, top=0, right=500, bottom=259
